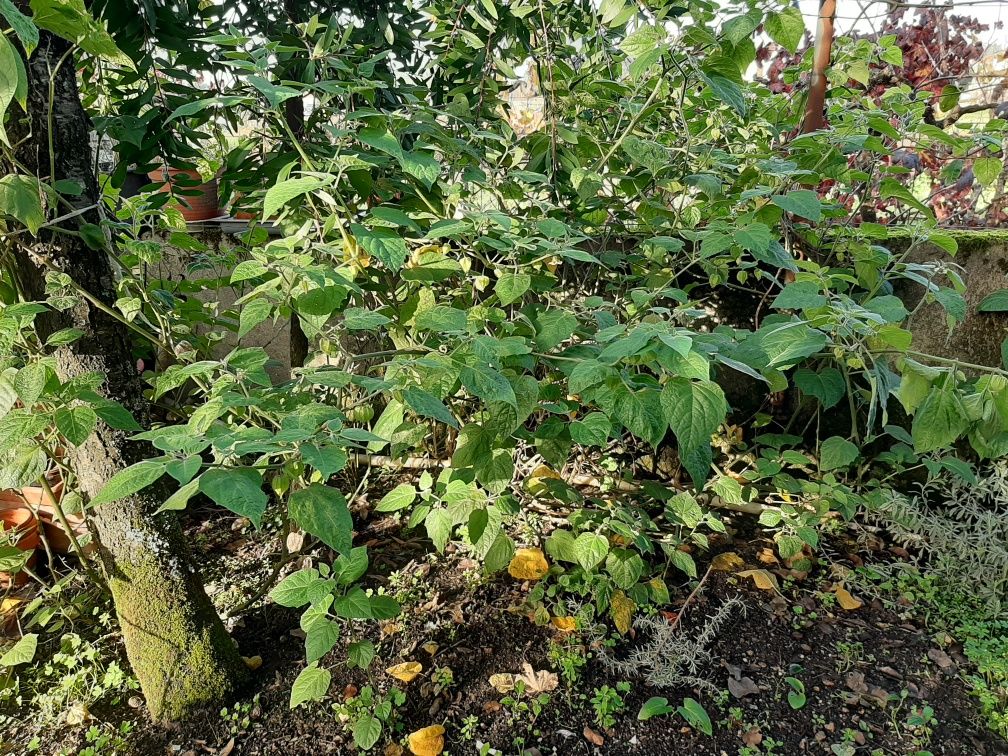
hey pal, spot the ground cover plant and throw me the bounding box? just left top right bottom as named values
left=1, top=0, right=1007, bottom=754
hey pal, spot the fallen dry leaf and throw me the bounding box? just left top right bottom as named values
left=738, top=568, right=781, bottom=594
left=551, top=616, right=576, bottom=632
left=488, top=673, right=515, bottom=694
left=834, top=586, right=863, bottom=611
left=65, top=702, right=91, bottom=725
left=711, top=551, right=745, bottom=572
left=757, top=548, right=778, bottom=565
left=219, top=738, right=235, bottom=756
left=741, top=727, right=763, bottom=747
left=927, top=647, right=955, bottom=669
left=407, top=725, right=445, bottom=756
left=727, top=675, right=760, bottom=699
left=242, top=655, right=262, bottom=671
left=384, top=744, right=404, bottom=756
left=610, top=589, right=635, bottom=635
left=508, top=548, right=549, bottom=581
left=386, top=661, right=423, bottom=683
left=422, top=641, right=439, bottom=656
left=517, top=662, right=558, bottom=694
left=583, top=726, right=604, bottom=746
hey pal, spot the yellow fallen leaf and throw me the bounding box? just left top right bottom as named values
left=508, top=548, right=549, bottom=581
left=422, top=641, right=439, bottom=656
left=711, top=551, right=745, bottom=572
left=489, top=673, right=515, bottom=694
left=386, top=661, right=422, bottom=683
left=242, top=655, right=262, bottom=670
left=551, top=616, right=576, bottom=632
left=738, top=569, right=782, bottom=594
left=525, top=464, right=562, bottom=497
left=408, top=725, right=445, bottom=756
left=610, top=589, right=635, bottom=635
left=834, top=586, right=863, bottom=611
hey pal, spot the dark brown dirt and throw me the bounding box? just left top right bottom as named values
left=10, top=506, right=1008, bottom=756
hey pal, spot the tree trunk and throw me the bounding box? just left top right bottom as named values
left=11, top=30, right=247, bottom=722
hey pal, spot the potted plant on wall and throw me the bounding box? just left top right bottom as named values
left=146, top=131, right=229, bottom=222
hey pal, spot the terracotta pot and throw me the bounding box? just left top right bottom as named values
left=147, top=167, right=221, bottom=222
left=18, top=477, right=89, bottom=557
left=0, top=501, right=39, bottom=588
left=227, top=191, right=257, bottom=220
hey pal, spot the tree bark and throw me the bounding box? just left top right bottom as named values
left=11, top=30, right=247, bottom=722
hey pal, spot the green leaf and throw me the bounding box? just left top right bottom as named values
left=0, top=0, right=39, bottom=55
left=677, top=697, right=712, bottom=736
left=270, top=568, right=335, bottom=607
left=939, top=85, right=960, bottom=112
left=375, top=483, right=416, bottom=512
left=772, top=281, right=826, bottom=310
left=264, top=176, right=329, bottom=218
left=819, top=436, right=859, bottom=471
left=0, top=174, right=44, bottom=234
left=343, top=307, right=391, bottom=331
left=347, top=639, right=375, bottom=670
left=880, top=45, right=903, bottom=67
left=793, top=368, right=844, bottom=409
left=620, top=24, right=665, bottom=57
left=0, top=633, right=37, bottom=666
left=351, top=223, right=409, bottom=271
left=289, top=484, right=352, bottom=554
left=605, top=549, right=645, bottom=590
left=534, top=310, right=578, bottom=351
left=358, top=127, right=440, bottom=187
left=302, top=445, right=348, bottom=479
left=199, top=468, right=268, bottom=527
left=912, top=386, right=969, bottom=453
left=978, top=289, right=1008, bottom=313
left=290, top=664, right=330, bottom=708
left=425, top=508, right=453, bottom=553
left=483, top=532, right=515, bottom=574
left=460, top=365, right=516, bottom=407
left=765, top=7, right=805, bottom=53
left=353, top=715, right=382, bottom=751
left=974, top=157, right=1002, bottom=187
left=403, top=387, right=459, bottom=429
left=332, top=547, right=369, bottom=586
left=54, top=406, right=96, bottom=446
left=0, top=34, right=26, bottom=145
left=495, top=272, right=531, bottom=305
left=661, top=379, right=727, bottom=487
left=157, top=478, right=199, bottom=513
left=621, top=135, right=668, bottom=173
left=333, top=587, right=372, bottom=619
left=91, top=459, right=166, bottom=506
left=570, top=412, right=611, bottom=446
left=369, top=594, right=400, bottom=620
left=305, top=618, right=340, bottom=664
left=415, top=305, right=467, bottom=333
left=238, top=298, right=273, bottom=339
left=771, top=189, right=821, bottom=222
left=30, top=0, right=133, bottom=67
left=613, top=386, right=665, bottom=448
left=700, top=72, right=747, bottom=117
left=572, top=532, right=609, bottom=571
left=638, top=696, right=673, bottom=721
left=733, top=222, right=772, bottom=253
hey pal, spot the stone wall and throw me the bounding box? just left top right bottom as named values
left=891, top=230, right=1008, bottom=370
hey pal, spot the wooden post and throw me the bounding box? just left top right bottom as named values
left=803, top=0, right=836, bottom=132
